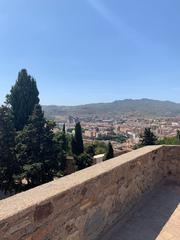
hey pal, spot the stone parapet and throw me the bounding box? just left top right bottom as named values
left=0, top=145, right=179, bottom=240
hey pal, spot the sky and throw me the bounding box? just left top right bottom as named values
left=0, top=0, right=180, bottom=105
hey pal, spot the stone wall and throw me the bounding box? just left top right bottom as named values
left=0, top=145, right=179, bottom=240
left=163, top=146, right=180, bottom=183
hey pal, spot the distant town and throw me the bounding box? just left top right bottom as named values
left=53, top=114, right=180, bottom=156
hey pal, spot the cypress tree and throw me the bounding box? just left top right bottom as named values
left=71, top=122, right=84, bottom=156
left=63, top=123, right=66, bottom=134
left=6, top=69, right=39, bottom=131
left=177, top=130, right=180, bottom=142
left=105, top=142, right=114, bottom=160
left=61, top=124, right=67, bottom=171
left=75, top=122, right=84, bottom=155
left=140, top=128, right=157, bottom=146
left=0, top=106, right=17, bottom=193
left=71, top=136, right=77, bottom=155
left=62, top=124, right=67, bottom=152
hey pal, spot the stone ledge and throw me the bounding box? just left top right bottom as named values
left=0, top=145, right=162, bottom=222
left=1, top=145, right=180, bottom=240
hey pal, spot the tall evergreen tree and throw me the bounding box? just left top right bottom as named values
left=62, top=124, right=67, bottom=152
left=0, top=106, right=17, bottom=193
left=71, top=136, right=77, bottom=155
left=75, top=122, right=84, bottom=155
left=71, top=122, right=84, bottom=156
left=105, top=142, right=114, bottom=160
left=15, top=104, right=57, bottom=189
left=6, top=69, right=39, bottom=131
left=62, top=123, right=66, bottom=133
left=140, top=128, right=157, bottom=146
left=53, top=125, right=67, bottom=174
left=177, top=130, right=180, bottom=142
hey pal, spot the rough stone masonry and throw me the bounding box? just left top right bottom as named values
left=0, top=145, right=180, bottom=240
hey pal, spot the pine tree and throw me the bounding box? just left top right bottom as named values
left=71, top=122, right=84, bottom=156
left=105, top=142, right=114, bottom=160
left=140, top=128, right=157, bottom=146
left=6, top=69, right=39, bottom=131
left=0, top=106, right=17, bottom=193
left=15, top=104, right=57, bottom=189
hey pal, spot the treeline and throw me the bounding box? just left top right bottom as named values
left=0, top=69, right=114, bottom=194
left=134, top=127, right=180, bottom=149
left=96, top=133, right=128, bottom=143
left=157, top=130, right=180, bottom=145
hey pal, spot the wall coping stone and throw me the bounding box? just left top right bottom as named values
left=0, top=145, right=163, bottom=222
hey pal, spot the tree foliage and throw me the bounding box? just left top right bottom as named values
left=0, top=69, right=120, bottom=195
left=85, top=144, right=95, bottom=157
left=140, top=128, right=157, bottom=146
left=75, top=153, right=93, bottom=170
left=157, top=130, right=180, bottom=145
left=62, top=124, right=67, bottom=153
left=0, top=106, right=17, bottom=193
left=53, top=125, right=67, bottom=173
left=94, top=141, right=107, bottom=155
left=71, top=122, right=84, bottom=156
left=15, top=104, right=57, bottom=189
left=6, top=69, right=39, bottom=131
left=176, top=130, right=180, bottom=143
left=105, top=142, right=114, bottom=160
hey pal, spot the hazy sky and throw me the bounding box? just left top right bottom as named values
left=1, top=0, right=180, bottom=105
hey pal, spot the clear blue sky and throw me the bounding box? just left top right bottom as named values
left=0, top=0, right=180, bottom=105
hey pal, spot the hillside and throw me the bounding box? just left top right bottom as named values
left=43, top=99, right=180, bottom=119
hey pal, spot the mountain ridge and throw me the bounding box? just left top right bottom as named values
left=43, top=99, right=180, bottom=118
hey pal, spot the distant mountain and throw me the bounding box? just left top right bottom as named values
left=43, top=99, right=180, bottom=119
